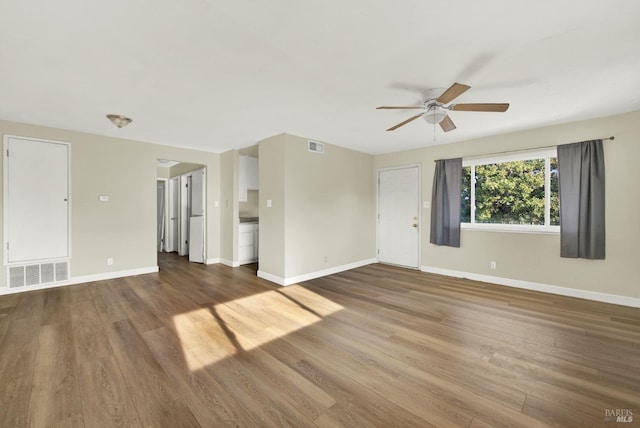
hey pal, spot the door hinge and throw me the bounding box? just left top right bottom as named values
left=377, top=248, right=379, bottom=254
left=6, top=242, right=9, bottom=250
left=6, top=149, right=8, bottom=157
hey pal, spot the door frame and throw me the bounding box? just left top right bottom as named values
left=156, top=178, right=169, bottom=252
left=178, top=168, right=207, bottom=260
left=376, top=164, right=421, bottom=269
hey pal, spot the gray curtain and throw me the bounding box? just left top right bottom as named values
left=430, top=158, right=462, bottom=247
left=557, top=139, right=605, bottom=259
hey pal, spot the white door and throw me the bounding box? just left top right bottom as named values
left=378, top=166, right=420, bottom=268
left=188, top=169, right=205, bottom=263
left=4, top=136, right=69, bottom=263
left=188, top=216, right=204, bottom=263
left=167, top=176, right=179, bottom=252
left=179, top=174, right=190, bottom=256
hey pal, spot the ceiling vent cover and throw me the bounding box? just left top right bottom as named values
left=308, top=140, right=325, bottom=154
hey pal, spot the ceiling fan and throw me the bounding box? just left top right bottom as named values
left=377, top=82, right=509, bottom=132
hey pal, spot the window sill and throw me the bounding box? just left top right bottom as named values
left=461, top=223, right=560, bottom=235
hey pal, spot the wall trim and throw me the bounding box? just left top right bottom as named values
left=220, top=258, right=240, bottom=268
left=258, top=258, right=378, bottom=287
left=205, top=258, right=220, bottom=265
left=257, top=270, right=285, bottom=285
left=0, top=266, right=159, bottom=296
left=420, top=265, right=640, bottom=308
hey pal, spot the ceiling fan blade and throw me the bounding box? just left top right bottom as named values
left=386, top=114, right=424, bottom=131
left=437, top=82, right=471, bottom=104
left=452, top=103, right=509, bottom=112
left=439, top=115, right=456, bottom=132
left=376, top=106, right=424, bottom=109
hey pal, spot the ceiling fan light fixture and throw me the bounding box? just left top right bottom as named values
left=423, top=110, right=447, bottom=125
left=106, top=114, right=133, bottom=128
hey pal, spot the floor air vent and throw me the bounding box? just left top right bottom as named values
left=8, top=261, right=69, bottom=288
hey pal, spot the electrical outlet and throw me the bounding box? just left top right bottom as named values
left=107, top=257, right=113, bottom=266
left=490, top=261, right=496, bottom=270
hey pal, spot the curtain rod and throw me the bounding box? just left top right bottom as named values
left=434, top=136, right=615, bottom=162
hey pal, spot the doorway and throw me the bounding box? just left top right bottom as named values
left=377, top=166, right=420, bottom=268
left=157, top=160, right=206, bottom=264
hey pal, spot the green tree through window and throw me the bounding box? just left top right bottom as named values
left=461, top=155, right=559, bottom=228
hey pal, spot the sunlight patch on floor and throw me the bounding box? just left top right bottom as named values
left=173, top=285, right=344, bottom=371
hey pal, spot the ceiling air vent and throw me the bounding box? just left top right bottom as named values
left=308, top=140, right=325, bottom=154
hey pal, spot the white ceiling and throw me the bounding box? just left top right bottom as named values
left=1, top=1, right=639, bottom=155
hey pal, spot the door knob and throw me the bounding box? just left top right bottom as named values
left=412, top=223, right=418, bottom=228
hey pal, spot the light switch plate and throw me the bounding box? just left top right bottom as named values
left=266, top=199, right=272, bottom=208
left=423, top=201, right=430, bottom=209
left=99, top=195, right=110, bottom=202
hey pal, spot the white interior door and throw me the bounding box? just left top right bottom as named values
left=168, top=176, right=179, bottom=252
left=190, top=169, right=205, bottom=216
left=188, top=216, right=204, bottom=263
left=4, top=136, right=69, bottom=263
left=179, top=174, right=189, bottom=256
left=378, top=166, right=420, bottom=268
left=188, top=168, right=205, bottom=263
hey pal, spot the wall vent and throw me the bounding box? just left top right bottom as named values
left=7, top=261, right=69, bottom=288
left=308, top=140, right=325, bottom=154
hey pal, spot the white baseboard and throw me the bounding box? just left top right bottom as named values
left=258, top=258, right=378, bottom=287
left=420, top=265, right=640, bottom=308
left=68, top=266, right=159, bottom=285
left=257, top=270, right=285, bottom=285
left=205, top=258, right=220, bottom=265
left=0, top=266, right=159, bottom=296
left=220, top=258, right=240, bottom=268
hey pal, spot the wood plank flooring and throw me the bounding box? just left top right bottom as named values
left=0, top=252, right=639, bottom=427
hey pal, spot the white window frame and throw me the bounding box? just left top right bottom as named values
left=461, top=148, right=560, bottom=234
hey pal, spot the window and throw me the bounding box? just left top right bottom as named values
left=461, top=148, right=559, bottom=233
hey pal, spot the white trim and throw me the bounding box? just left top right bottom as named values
left=0, top=266, right=158, bottom=296
left=157, top=177, right=169, bottom=252
left=68, top=266, right=158, bottom=284
left=461, top=223, right=560, bottom=234
left=257, top=270, right=285, bottom=285
left=220, top=258, right=240, bottom=268
left=258, top=258, right=378, bottom=287
left=420, top=265, right=640, bottom=308
left=463, top=148, right=559, bottom=232
left=205, top=258, right=220, bottom=265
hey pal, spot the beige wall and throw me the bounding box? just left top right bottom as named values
left=169, top=162, right=204, bottom=178
left=0, top=119, right=220, bottom=287
left=219, top=150, right=239, bottom=263
left=258, top=135, right=286, bottom=277
left=239, top=190, right=259, bottom=217
left=374, top=110, right=640, bottom=299
left=259, top=133, right=375, bottom=280
left=157, top=167, right=171, bottom=179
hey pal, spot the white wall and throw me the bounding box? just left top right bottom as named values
left=0, top=119, right=220, bottom=287
left=374, top=110, right=640, bottom=300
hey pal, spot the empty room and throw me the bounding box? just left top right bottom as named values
left=1, top=1, right=639, bottom=427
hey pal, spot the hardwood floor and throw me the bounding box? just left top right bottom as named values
left=0, top=253, right=639, bottom=427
